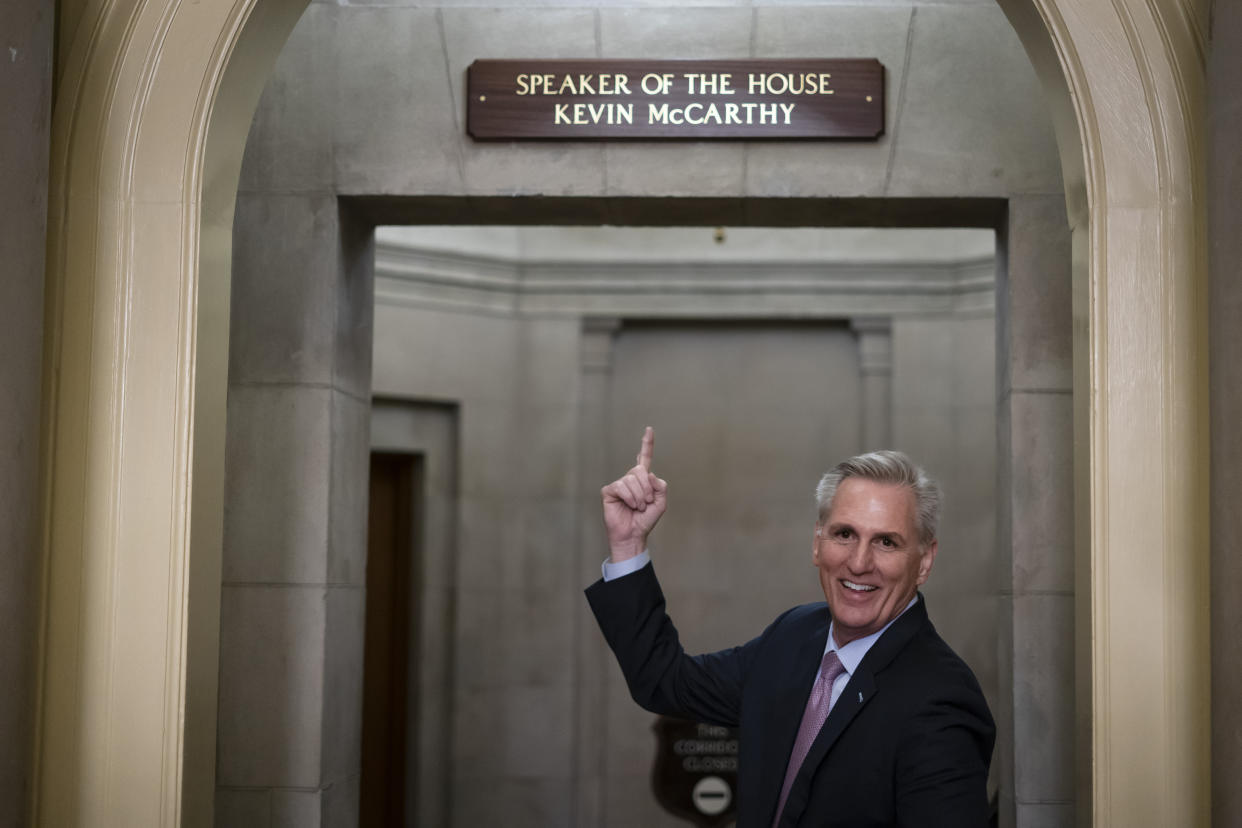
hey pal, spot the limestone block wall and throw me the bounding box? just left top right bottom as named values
left=226, top=2, right=1070, bottom=827
left=995, top=195, right=1075, bottom=827
left=0, top=0, right=52, bottom=823
left=217, top=196, right=374, bottom=824
left=1209, top=3, right=1242, bottom=825
left=371, top=303, right=583, bottom=826
left=600, top=322, right=864, bottom=827
left=239, top=0, right=1063, bottom=203
left=892, top=313, right=998, bottom=702
left=369, top=401, right=459, bottom=828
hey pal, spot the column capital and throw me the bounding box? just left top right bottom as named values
left=581, top=317, right=622, bottom=372
left=850, top=316, right=893, bottom=377
left=849, top=315, right=892, bottom=336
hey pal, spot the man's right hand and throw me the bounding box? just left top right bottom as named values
left=600, top=426, right=668, bottom=562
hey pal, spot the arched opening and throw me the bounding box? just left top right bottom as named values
left=217, top=3, right=1073, bottom=821
left=31, top=0, right=1210, bottom=826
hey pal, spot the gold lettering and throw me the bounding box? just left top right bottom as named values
left=702, top=102, right=723, bottom=125
left=779, top=102, right=795, bottom=124
left=558, top=75, right=578, bottom=95
left=747, top=72, right=836, bottom=96
left=724, top=102, right=741, bottom=124
left=613, top=74, right=632, bottom=95
left=683, top=72, right=735, bottom=95
left=541, top=74, right=555, bottom=95
left=684, top=102, right=703, bottom=125
left=648, top=102, right=670, bottom=123
left=550, top=101, right=638, bottom=126
left=516, top=74, right=533, bottom=95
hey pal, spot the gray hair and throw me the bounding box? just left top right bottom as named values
left=814, top=450, right=940, bottom=544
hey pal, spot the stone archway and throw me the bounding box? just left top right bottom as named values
left=34, top=1, right=1208, bottom=827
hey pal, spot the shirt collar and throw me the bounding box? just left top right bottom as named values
left=825, top=593, right=919, bottom=677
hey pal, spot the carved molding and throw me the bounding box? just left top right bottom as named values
left=375, top=241, right=996, bottom=318
left=849, top=316, right=894, bottom=377
left=580, top=317, right=622, bottom=372
left=1025, top=0, right=1209, bottom=823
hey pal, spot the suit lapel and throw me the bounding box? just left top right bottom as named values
left=758, top=611, right=830, bottom=826
left=776, top=595, right=931, bottom=827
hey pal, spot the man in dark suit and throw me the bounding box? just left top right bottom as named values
left=586, top=428, right=994, bottom=827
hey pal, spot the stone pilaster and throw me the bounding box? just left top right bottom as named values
left=851, top=316, right=894, bottom=450
left=571, top=318, right=621, bottom=828
left=996, top=194, right=1074, bottom=828
left=216, top=193, right=375, bottom=828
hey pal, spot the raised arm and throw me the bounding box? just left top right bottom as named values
left=600, top=426, right=668, bottom=562
left=589, top=427, right=755, bottom=726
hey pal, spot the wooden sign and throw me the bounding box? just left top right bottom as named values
left=651, top=717, right=739, bottom=828
left=467, top=59, right=884, bottom=140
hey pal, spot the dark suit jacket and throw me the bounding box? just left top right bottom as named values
left=586, top=563, right=994, bottom=828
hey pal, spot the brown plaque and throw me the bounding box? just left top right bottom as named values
left=651, top=717, right=739, bottom=827
left=467, top=59, right=884, bottom=140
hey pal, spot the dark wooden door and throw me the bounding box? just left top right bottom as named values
left=361, top=452, right=421, bottom=827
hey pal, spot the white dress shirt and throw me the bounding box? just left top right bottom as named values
left=821, top=594, right=917, bottom=707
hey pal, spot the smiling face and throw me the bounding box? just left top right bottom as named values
left=813, top=477, right=937, bottom=647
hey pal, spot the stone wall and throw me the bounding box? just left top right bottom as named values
left=373, top=301, right=582, bottom=825
left=0, top=0, right=52, bottom=823
left=996, top=195, right=1074, bottom=827
left=240, top=1, right=1062, bottom=202
left=369, top=401, right=459, bottom=828
left=1209, top=1, right=1242, bottom=824
left=217, top=198, right=374, bottom=824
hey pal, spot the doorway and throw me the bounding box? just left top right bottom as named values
left=367, top=222, right=1016, bottom=825
left=361, top=451, right=420, bottom=827
left=364, top=400, right=459, bottom=827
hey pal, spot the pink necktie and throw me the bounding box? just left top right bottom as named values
left=772, top=650, right=847, bottom=826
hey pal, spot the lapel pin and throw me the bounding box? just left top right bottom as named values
left=858, top=691, right=863, bottom=703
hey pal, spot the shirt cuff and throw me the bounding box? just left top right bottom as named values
left=602, top=549, right=651, bottom=581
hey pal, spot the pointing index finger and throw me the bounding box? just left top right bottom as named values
left=636, top=426, right=655, bottom=471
